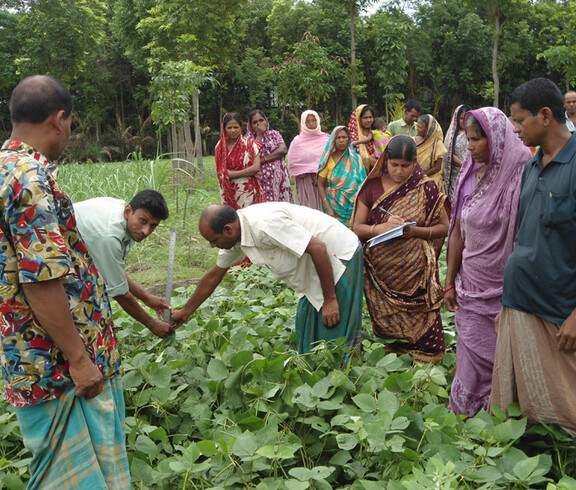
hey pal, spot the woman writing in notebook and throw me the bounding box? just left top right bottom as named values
left=352, top=135, right=449, bottom=363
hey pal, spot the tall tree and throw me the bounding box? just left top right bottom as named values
left=536, top=0, right=576, bottom=91
left=465, top=0, right=525, bottom=108
left=135, top=0, right=244, bottom=181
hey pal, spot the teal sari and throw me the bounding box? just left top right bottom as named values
left=318, top=126, right=367, bottom=227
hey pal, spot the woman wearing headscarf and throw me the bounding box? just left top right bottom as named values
left=318, top=126, right=366, bottom=227
left=246, top=110, right=294, bottom=203
left=415, top=114, right=448, bottom=192
left=215, top=112, right=266, bottom=210
left=444, top=108, right=532, bottom=417
left=286, top=110, right=330, bottom=210
left=352, top=136, right=449, bottom=363
left=443, top=105, right=471, bottom=207
left=348, top=104, right=388, bottom=172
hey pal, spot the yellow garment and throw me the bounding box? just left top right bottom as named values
left=318, top=156, right=336, bottom=179
left=416, top=116, right=447, bottom=192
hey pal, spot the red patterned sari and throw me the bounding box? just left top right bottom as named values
left=215, top=114, right=266, bottom=210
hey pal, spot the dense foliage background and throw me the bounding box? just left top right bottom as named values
left=1, top=0, right=575, bottom=166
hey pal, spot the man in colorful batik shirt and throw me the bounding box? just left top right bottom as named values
left=0, top=75, right=130, bottom=488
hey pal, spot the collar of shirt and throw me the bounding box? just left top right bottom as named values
left=2, top=140, right=57, bottom=176
left=532, top=132, right=576, bottom=169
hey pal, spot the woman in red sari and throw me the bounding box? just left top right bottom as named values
left=215, top=112, right=266, bottom=210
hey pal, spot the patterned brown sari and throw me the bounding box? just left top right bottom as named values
left=355, top=156, right=446, bottom=363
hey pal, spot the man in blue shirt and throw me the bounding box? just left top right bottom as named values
left=492, top=77, right=576, bottom=435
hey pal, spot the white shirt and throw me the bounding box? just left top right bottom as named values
left=216, top=202, right=360, bottom=310
left=75, top=197, right=133, bottom=297
left=566, top=112, right=576, bottom=132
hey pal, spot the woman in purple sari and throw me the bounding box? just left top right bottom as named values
left=444, top=107, right=531, bottom=417
left=246, top=110, right=294, bottom=203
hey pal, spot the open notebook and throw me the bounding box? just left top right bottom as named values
left=367, top=222, right=416, bottom=247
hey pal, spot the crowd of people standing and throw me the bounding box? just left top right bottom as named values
left=1, top=75, right=576, bottom=487
left=212, top=83, right=576, bottom=436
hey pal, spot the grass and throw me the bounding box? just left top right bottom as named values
left=58, top=156, right=222, bottom=290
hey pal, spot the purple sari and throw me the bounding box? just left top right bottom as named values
left=447, top=108, right=532, bottom=416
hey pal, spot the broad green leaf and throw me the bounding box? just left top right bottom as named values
left=231, top=431, right=259, bottom=459
left=329, top=450, right=351, bottom=465
left=197, top=440, right=218, bottom=457
left=146, top=365, right=171, bottom=387
left=207, top=358, right=228, bottom=381
left=513, top=455, right=543, bottom=481
left=182, top=444, right=200, bottom=464
left=308, top=466, right=335, bottom=481
left=429, top=366, right=447, bottom=385
left=289, top=467, right=312, bottom=481
left=135, top=434, right=158, bottom=456
left=256, top=444, right=295, bottom=459
left=293, top=384, right=319, bottom=408
left=130, top=456, right=158, bottom=486
left=485, top=418, right=527, bottom=442
left=1, top=473, right=24, bottom=490
left=336, top=433, right=358, bottom=450
left=471, top=465, right=503, bottom=482
left=352, top=393, right=377, bottom=412
left=230, top=350, right=253, bottom=368
left=122, top=370, right=143, bottom=389
left=378, top=389, right=399, bottom=415
left=284, top=480, right=309, bottom=490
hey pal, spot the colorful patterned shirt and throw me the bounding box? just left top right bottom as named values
left=0, top=140, right=122, bottom=407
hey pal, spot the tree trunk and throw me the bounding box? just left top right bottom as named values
left=171, top=123, right=180, bottom=183
left=183, top=118, right=195, bottom=174
left=350, top=0, right=357, bottom=109
left=193, top=88, right=205, bottom=184
left=492, top=15, right=501, bottom=109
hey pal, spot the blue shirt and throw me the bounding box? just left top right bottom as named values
left=502, top=133, right=576, bottom=324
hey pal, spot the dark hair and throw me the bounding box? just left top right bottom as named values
left=373, top=117, right=386, bottom=129
left=360, top=105, right=376, bottom=118
left=510, top=78, right=565, bottom=123
left=463, top=114, right=487, bottom=138
left=223, top=112, right=242, bottom=128
left=129, top=190, right=169, bottom=220
left=201, top=205, right=238, bottom=233
left=405, top=99, right=422, bottom=113
left=9, top=75, right=73, bottom=123
left=418, top=114, right=430, bottom=126
left=248, top=109, right=266, bottom=125
left=386, top=135, right=417, bottom=162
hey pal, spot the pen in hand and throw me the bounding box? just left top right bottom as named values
left=379, top=207, right=394, bottom=217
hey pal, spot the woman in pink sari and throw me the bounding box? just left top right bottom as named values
left=286, top=110, right=330, bottom=210
left=444, top=107, right=531, bottom=417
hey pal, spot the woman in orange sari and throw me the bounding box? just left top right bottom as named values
left=415, top=114, right=447, bottom=192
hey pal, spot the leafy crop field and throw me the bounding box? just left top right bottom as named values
left=0, top=159, right=575, bottom=489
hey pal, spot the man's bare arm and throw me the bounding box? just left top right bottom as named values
left=305, top=237, right=340, bottom=327
left=171, top=265, right=229, bottom=327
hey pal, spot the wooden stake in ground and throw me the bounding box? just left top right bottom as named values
left=164, top=227, right=177, bottom=322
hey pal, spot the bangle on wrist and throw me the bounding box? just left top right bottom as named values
left=428, top=227, right=433, bottom=240
left=370, top=224, right=376, bottom=235
left=443, top=284, right=455, bottom=295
